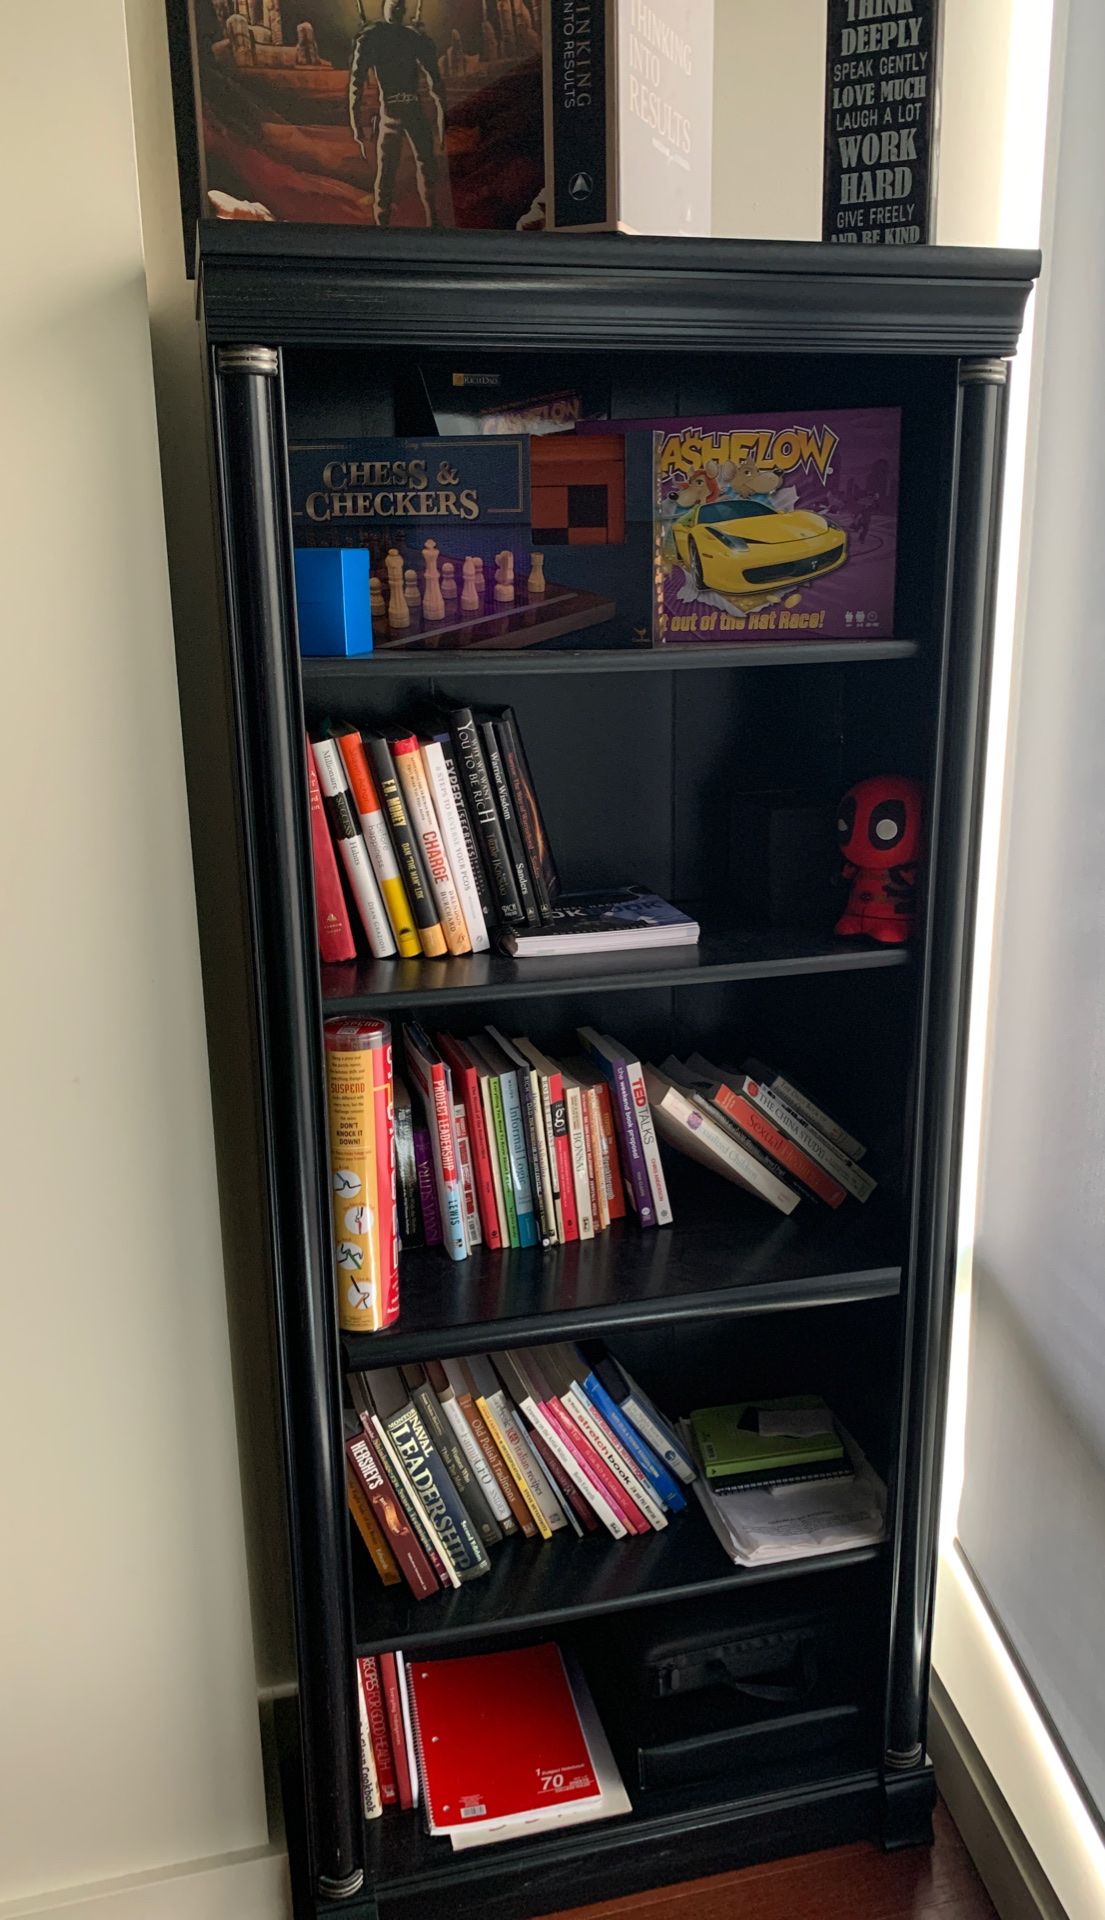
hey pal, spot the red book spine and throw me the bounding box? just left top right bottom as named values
left=595, top=1084, right=627, bottom=1220
left=546, top=1066, right=578, bottom=1242
left=713, top=1086, right=846, bottom=1208
left=358, top=1657, right=398, bottom=1808
left=529, top=1426, right=598, bottom=1532
left=305, top=734, right=355, bottom=963
left=344, top=1431, right=437, bottom=1600
left=436, top=1036, right=503, bottom=1250
left=379, top=1654, right=413, bottom=1810
left=540, top=1395, right=644, bottom=1534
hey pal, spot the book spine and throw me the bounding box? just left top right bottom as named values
left=394, top=1656, right=419, bottom=1810
left=369, top=1026, right=399, bottom=1327
left=740, top=1077, right=876, bottom=1201
left=334, top=729, right=421, bottom=956
left=364, top=736, right=447, bottom=958
left=527, top=1425, right=598, bottom=1533
left=581, top=1033, right=654, bottom=1226
left=324, top=1028, right=384, bottom=1332
left=534, top=1068, right=565, bottom=1241
left=421, top=740, right=489, bottom=953
left=486, top=1076, right=519, bottom=1246
left=564, top=1084, right=595, bottom=1241
left=713, top=1086, right=846, bottom=1208
left=510, top=1057, right=557, bottom=1247
left=437, top=1391, right=510, bottom=1539
left=650, top=1084, right=796, bottom=1214
left=440, top=735, right=494, bottom=920
left=623, top=1056, right=673, bottom=1225
left=346, top=1464, right=402, bottom=1585
left=311, top=738, right=396, bottom=959
left=543, top=0, right=614, bottom=231
left=547, top=1070, right=578, bottom=1241
left=345, top=1430, right=437, bottom=1599
left=747, top=1059, right=865, bottom=1161
left=617, top=1386, right=697, bottom=1485
left=358, top=1657, right=398, bottom=1808
left=458, top=1391, right=531, bottom=1536
left=369, top=1414, right=454, bottom=1589
left=565, top=1384, right=668, bottom=1530
left=305, top=735, right=355, bottom=963
left=497, top=1069, right=538, bottom=1249
left=453, top=1103, right=482, bottom=1251
left=583, top=1088, right=610, bottom=1232
left=392, top=737, right=470, bottom=955
left=495, top=711, right=554, bottom=921
left=437, top=1040, right=503, bottom=1250
left=449, top=709, right=523, bottom=924
left=393, top=1093, right=424, bottom=1249
left=594, top=1083, right=627, bottom=1219
left=404, top=1033, right=467, bottom=1262
left=386, top=1405, right=490, bottom=1581
left=481, top=720, right=540, bottom=927
left=580, top=1087, right=603, bottom=1231
left=540, top=1393, right=639, bottom=1533
left=475, top=1071, right=510, bottom=1246
left=412, top=1126, right=443, bottom=1245
left=409, top=1381, right=499, bottom=1548
left=532, top=1397, right=628, bottom=1537
left=580, top=1372, right=686, bottom=1512
left=378, top=1654, right=413, bottom=1810
left=356, top=1663, right=383, bottom=1820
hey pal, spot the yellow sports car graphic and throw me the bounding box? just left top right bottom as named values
left=671, top=499, right=848, bottom=598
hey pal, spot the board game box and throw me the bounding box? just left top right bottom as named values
left=649, top=411, right=901, bottom=644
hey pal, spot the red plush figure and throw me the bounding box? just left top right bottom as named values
left=835, top=776, right=923, bottom=944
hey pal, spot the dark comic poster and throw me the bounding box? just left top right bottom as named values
left=822, top=0, right=940, bottom=247
left=188, top=0, right=545, bottom=231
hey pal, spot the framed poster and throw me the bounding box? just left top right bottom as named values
left=822, top=0, right=941, bottom=246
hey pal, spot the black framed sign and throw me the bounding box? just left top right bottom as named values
left=823, top=0, right=941, bottom=246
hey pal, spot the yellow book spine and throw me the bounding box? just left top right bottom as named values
left=326, top=1035, right=383, bottom=1332
left=477, top=1395, right=553, bottom=1540
left=379, top=873, right=422, bottom=958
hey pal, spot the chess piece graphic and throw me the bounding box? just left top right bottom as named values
left=527, top=551, right=546, bottom=596
left=404, top=567, right=420, bottom=606
left=495, top=551, right=515, bottom=603
left=461, top=557, right=480, bottom=611
left=442, top=560, right=457, bottom=601
left=385, top=548, right=409, bottom=628
left=473, top=555, right=485, bottom=588
left=369, top=572, right=385, bottom=618
left=421, top=539, right=446, bottom=619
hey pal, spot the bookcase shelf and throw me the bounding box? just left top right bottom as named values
left=301, top=637, right=921, bottom=685
left=194, top=228, right=1037, bottom=1911
left=352, top=1502, right=883, bottom=1658
left=342, top=1174, right=903, bottom=1370
left=319, top=927, right=911, bottom=1015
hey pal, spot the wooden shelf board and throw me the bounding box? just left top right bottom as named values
left=319, top=927, right=910, bottom=1014
left=301, top=637, right=920, bottom=683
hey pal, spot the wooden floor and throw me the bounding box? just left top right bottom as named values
left=543, top=1804, right=997, bottom=1920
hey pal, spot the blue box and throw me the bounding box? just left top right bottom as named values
left=293, top=549, right=373, bottom=657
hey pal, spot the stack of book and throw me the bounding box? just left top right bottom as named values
left=395, top=1024, right=673, bottom=1264
left=344, top=1348, right=696, bottom=1597
left=645, top=1056, right=875, bottom=1219
left=356, top=1643, right=630, bottom=1847
left=307, top=706, right=560, bottom=963
left=307, top=715, right=691, bottom=967
left=683, top=1398, right=886, bottom=1568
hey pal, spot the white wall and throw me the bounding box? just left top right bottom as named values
left=0, top=0, right=276, bottom=1912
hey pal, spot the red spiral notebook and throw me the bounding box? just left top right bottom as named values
left=406, top=1642, right=628, bottom=1848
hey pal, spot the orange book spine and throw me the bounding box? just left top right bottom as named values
left=347, top=1464, right=401, bottom=1586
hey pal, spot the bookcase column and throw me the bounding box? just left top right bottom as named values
left=885, top=357, right=1010, bottom=1785
left=211, top=345, right=364, bottom=1901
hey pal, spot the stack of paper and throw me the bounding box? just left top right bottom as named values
left=684, top=1424, right=886, bottom=1567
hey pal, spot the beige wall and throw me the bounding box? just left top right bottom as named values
left=0, top=0, right=277, bottom=1912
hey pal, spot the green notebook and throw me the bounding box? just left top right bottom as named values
left=689, top=1397, right=846, bottom=1490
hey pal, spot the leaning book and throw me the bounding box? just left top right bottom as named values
left=500, top=888, right=699, bottom=958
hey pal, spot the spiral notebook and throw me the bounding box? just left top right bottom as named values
left=407, top=1642, right=629, bottom=1849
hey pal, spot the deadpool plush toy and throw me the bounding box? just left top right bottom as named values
left=835, top=776, right=923, bottom=944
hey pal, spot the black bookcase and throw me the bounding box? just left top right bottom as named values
left=192, top=227, right=1037, bottom=1918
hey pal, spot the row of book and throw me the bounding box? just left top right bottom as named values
left=307, top=703, right=559, bottom=965
left=356, top=1642, right=629, bottom=1849
left=344, top=1348, right=697, bottom=1598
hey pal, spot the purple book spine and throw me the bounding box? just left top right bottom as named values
left=413, top=1125, right=443, bottom=1245
left=587, top=1051, right=654, bottom=1228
